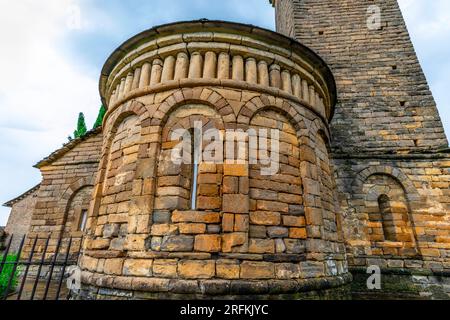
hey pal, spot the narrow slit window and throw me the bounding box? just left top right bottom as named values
left=79, top=209, right=88, bottom=232
left=378, top=195, right=396, bottom=241
left=190, top=128, right=201, bottom=210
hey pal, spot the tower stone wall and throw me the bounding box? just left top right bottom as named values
left=272, top=0, right=448, bottom=152
left=272, top=0, right=450, bottom=297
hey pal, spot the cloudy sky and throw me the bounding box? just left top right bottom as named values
left=0, top=0, right=449, bottom=225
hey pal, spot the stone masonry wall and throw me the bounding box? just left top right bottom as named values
left=273, top=0, right=448, bottom=152
left=4, top=190, right=38, bottom=253
left=336, top=156, right=450, bottom=271
left=77, top=22, right=350, bottom=298
left=23, top=132, right=103, bottom=259
left=273, top=0, right=450, bottom=276
left=81, top=87, right=349, bottom=295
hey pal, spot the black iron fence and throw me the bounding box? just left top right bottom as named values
left=0, top=234, right=82, bottom=300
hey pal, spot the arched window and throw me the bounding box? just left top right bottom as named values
left=156, top=104, right=224, bottom=212
left=63, top=185, right=93, bottom=237
left=378, top=194, right=396, bottom=241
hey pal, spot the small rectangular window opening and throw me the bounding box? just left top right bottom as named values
left=79, top=209, right=88, bottom=232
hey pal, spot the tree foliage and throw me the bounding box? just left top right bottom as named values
left=93, top=105, right=106, bottom=129
left=73, top=112, right=87, bottom=139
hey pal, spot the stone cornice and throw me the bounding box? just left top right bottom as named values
left=99, top=20, right=337, bottom=122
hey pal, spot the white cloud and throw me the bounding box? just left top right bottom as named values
left=0, top=0, right=99, bottom=225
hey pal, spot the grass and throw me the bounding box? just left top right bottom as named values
left=0, top=254, right=21, bottom=297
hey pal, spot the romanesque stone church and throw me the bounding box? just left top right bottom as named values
left=4, top=0, right=450, bottom=299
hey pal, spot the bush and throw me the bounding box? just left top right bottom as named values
left=0, top=254, right=21, bottom=297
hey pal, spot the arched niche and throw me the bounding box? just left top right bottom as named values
left=362, top=174, right=418, bottom=256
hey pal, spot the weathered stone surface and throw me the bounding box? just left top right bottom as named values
left=275, top=263, right=301, bottom=279
left=257, top=200, right=289, bottom=213
left=249, top=239, right=275, bottom=254
left=234, top=214, right=249, bottom=232
left=224, top=164, right=248, bottom=177
left=284, top=239, right=306, bottom=254
left=300, top=261, right=324, bottom=278
left=178, top=260, right=216, bottom=279
left=223, top=194, right=249, bottom=213
left=194, top=235, right=222, bottom=252
left=110, top=238, right=125, bottom=251
left=283, top=215, right=306, bottom=227
left=103, top=224, right=120, bottom=238
left=249, top=211, right=281, bottom=226
left=207, top=224, right=221, bottom=234
left=289, top=228, right=307, bottom=239
left=151, top=224, right=178, bottom=236
left=91, top=239, right=111, bottom=250
left=222, top=232, right=247, bottom=253
left=123, top=259, right=153, bottom=277
left=197, top=197, right=221, bottom=210
left=267, top=227, right=289, bottom=238
left=152, top=259, right=178, bottom=278
left=160, top=235, right=194, bottom=252
left=153, top=211, right=172, bottom=224
left=222, top=213, right=234, bottom=232
left=172, top=211, right=220, bottom=223
left=132, top=277, right=170, bottom=292
left=178, top=223, right=206, bottom=234
left=275, top=239, right=286, bottom=253
left=124, top=235, right=149, bottom=251
left=249, top=225, right=267, bottom=238
left=216, top=259, right=240, bottom=279
left=81, top=256, right=98, bottom=271
left=103, top=258, right=124, bottom=276
left=240, top=261, right=274, bottom=279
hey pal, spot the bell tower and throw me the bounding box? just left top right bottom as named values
left=270, top=1, right=450, bottom=298
left=271, top=0, right=448, bottom=152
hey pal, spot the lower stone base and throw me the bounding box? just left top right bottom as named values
left=73, top=270, right=450, bottom=300
left=350, top=267, right=450, bottom=300
left=73, top=273, right=353, bottom=300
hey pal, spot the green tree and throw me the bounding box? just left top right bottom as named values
left=73, top=112, right=87, bottom=138
left=93, top=105, right=106, bottom=129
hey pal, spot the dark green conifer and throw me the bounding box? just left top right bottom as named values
left=73, top=112, right=87, bottom=138
left=93, top=105, right=106, bottom=129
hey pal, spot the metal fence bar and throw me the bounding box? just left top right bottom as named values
left=1, top=233, right=82, bottom=300
left=30, top=234, right=50, bottom=300
left=56, top=237, right=73, bottom=300
left=17, top=235, right=38, bottom=300
left=2, top=235, right=25, bottom=300
left=43, top=236, right=62, bottom=300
